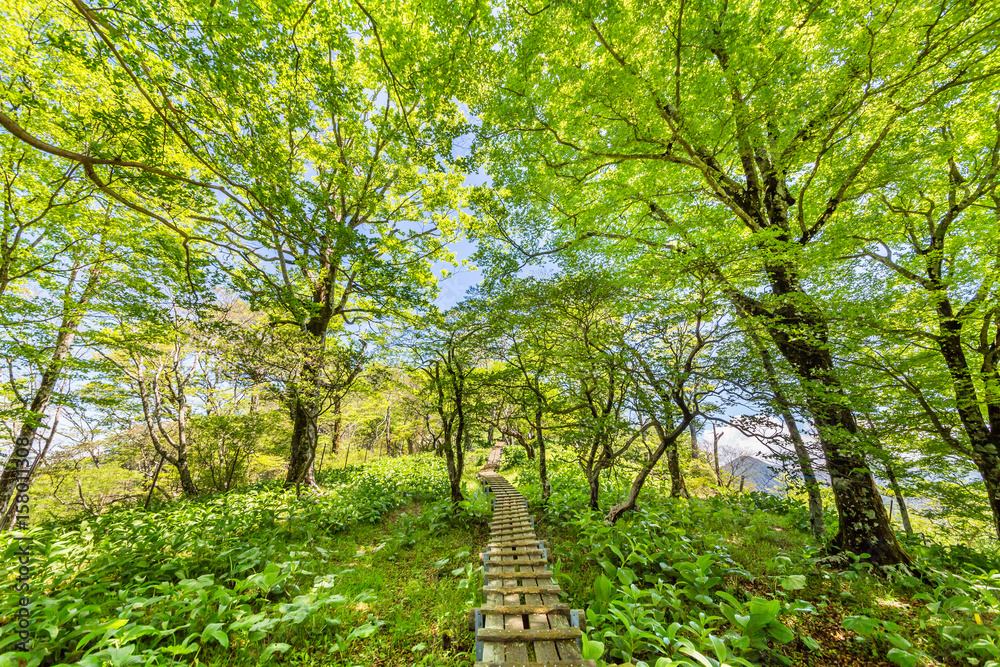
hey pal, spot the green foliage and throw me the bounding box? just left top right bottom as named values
left=516, top=452, right=1000, bottom=667
left=499, top=445, right=528, bottom=471
left=0, top=454, right=448, bottom=665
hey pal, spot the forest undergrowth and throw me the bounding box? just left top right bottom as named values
left=511, top=448, right=1000, bottom=667
left=2, top=447, right=998, bottom=667
left=0, top=453, right=489, bottom=667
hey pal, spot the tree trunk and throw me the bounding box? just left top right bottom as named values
left=173, top=442, right=199, bottom=496
left=665, top=438, right=689, bottom=499
left=0, top=264, right=101, bottom=529
left=764, top=264, right=909, bottom=565
left=144, top=455, right=166, bottom=510
left=331, top=398, right=342, bottom=454
left=786, top=410, right=827, bottom=541
left=442, top=421, right=465, bottom=503
left=286, top=390, right=320, bottom=488
left=607, top=460, right=653, bottom=524
left=933, top=299, right=1000, bottom=540
left=285, top=276, right=339, bottom=487
left=587, top=471, right=600, bottom=510
left=713, top=426, right=723, bottom=485
left=689, top=420, right=699, bottom=459
left=385, top=403, right=392, bottom=457
left=607, top=418, right=691, bottom=523
left=535, top=409, right=550, bottom=503
left=883, top=461, right=913, bottom=536
left=747, top=330, right=826, bottom=541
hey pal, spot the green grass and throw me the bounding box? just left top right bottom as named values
left=200, top=499, right=489, bottom=667
left=0, top=452, right=494, bottom=667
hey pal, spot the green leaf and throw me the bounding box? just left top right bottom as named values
left=593, top=574, right=613, bottom=604
left=259, top=642, right=291, bottom=663
left=802, top=636, right=821, bottom=651
left=749, top=598, right=781, bottom=618
left=887, top=648, right=920, bottom=667
left=843, top=615, right=879, bottom=638
left=347, top=622, right=382, bottom=641
left=767, top=621, right=795, bottom=644
left=581, top=633, right=605, bottom=660
left=779, top=575, right=807, bottom=591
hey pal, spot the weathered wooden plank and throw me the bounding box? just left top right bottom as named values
left=482, top=588, right=505, bottom=663
left=486, top=548, right=545, bottom=557
left=482, top=585, right=561, bottom=594
left=524, top=563, right=561, bottom=664
left=503, top=562, right=530, bottom=663
left=478, top=604, right=570, bottom=615
left=483, top=558, right=548, bottom=567
left=492, top=529, right=536, bottom=538
left=488, top=539, right=545, bottom=548
left=476, top=628, right=583, bottom=643
left=544, top=588, right=583, bottom=661
left=491, top=518, right=532, bottom=526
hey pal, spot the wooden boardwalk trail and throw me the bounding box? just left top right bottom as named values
left=472, top=443, right=597, bottom=667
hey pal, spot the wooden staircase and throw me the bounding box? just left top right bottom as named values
left=473, top=444, right=597, bottom=667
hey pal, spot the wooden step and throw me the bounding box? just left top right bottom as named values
left=484, top=558, right=548, bottom=567
left=482, top=585, right=560, bottom=594
left=489, top=539, right=544, bottom=548
left=486, top=548, right=544, bottom=557
left=491, top=528, right=535, bottom=536
left=479, top=604, right=570, bottom=615
left=476, top=627, right=582, bottom=642
left=491, top=520, right=532, bottom=527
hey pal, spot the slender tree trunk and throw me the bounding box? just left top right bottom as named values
left=747, top=330, right=826, bottom=541
left=1, top=405, right=63, bottom=529
left=535, top=409, right=550, bottom=503
left=144, top=455, right=166, bottom=510
left=607, top=418, right=692, bottom=523
left=1, top=265, right=101, bottom=529
left=785, top=411, right=827, bottom=541
left=331, top=397, right=342, bottom=454
left=316, top=438, right=328, bottom=478
left=883, top=462, right=913, bottom=536
left=713, top=426, right=723, bottom=485
left=933, top=299, right=1000, bottom=540
left=385, top=403, right=392, bottom=457
left=689, top=420, right=699, bottom=459
left=587, top=470, right=600, bottom=510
